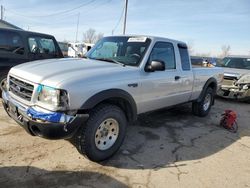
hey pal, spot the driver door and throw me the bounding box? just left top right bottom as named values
left=139, top=42, right=183, bottom=113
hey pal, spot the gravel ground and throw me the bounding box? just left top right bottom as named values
left=0, top=98, right=250, bottom=188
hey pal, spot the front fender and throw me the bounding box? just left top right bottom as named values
left=81, top=89, right=137, bottom=121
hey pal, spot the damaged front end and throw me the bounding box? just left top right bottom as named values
left=2, top=89, right=88, bottom=140
left=217, top=73, right=250, bottom=101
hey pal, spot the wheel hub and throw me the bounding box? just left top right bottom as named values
left=203, top=93, right=211, bottom=111
left=95, top=118, right=119, bottom=151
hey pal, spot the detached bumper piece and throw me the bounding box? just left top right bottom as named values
left=2, top=91, right=88, bottom=140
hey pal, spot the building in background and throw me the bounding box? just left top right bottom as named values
left=0, top=20, right=23, bottom=30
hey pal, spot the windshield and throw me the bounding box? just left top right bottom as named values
left=86, top=36, right=151, bottom=66
left=218, top=57, right=250, bottom=70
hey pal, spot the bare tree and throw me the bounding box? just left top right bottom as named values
left=83, top=28, right=104, bottom=43
left=195, top=52, right=211, bottom=57
left=96, top=33, right=104, bottom=42
left=220, top=45, right=231, bottom=58
left=187, top=41, right=195, bottom=55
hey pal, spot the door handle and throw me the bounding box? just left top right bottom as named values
left=175, top=76, right=181, bottom=80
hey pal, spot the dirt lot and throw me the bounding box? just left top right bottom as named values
left=0, top=98, right=250, bottom=188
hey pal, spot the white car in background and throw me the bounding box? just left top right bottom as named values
left=68, top=42, right=94, bottom=57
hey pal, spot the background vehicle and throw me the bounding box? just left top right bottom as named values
left=217, top=56, right=250, bottom=101
left=0, top=28, right=63, bottom=96
left=67, top=42, right=94, bottom=57
left=2, top=35, right=223, bottom=162
left=58, top=42, right=69, bottom=57
left=191, top=56, right=220, bottom=66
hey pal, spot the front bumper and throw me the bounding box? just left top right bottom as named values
left=2, top=90, right=89, bottom=139
left=217, top=85, right=250, bottom=101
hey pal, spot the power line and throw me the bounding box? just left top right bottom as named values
left=6, top=11, right=79, bottom=26
left=112, top=6, right=125, bottom=35
left=5, top=0, right=112, bottom=23
left=6, top=0, right=96, bottom=18
left=5, top=1, right=113, bottom=29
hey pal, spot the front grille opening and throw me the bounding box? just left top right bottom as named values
left=224, top=76, right=237, bottom=80
left=30, top=125, right=41, bottom=136
left=9, top=76, right=34, bottom=101
left=223, top=90, right=230, bottom=96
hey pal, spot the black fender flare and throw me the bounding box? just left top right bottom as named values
left=81, top=89, right=137, bottom=121
left=197, top=77, right=217, bottom=103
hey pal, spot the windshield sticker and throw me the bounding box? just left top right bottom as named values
left=128, top=37, right=147, bottom=42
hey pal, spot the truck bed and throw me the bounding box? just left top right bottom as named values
left=191, top=66, right=223, bottom=100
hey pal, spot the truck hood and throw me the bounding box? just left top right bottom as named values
left=9, top=58, right=138, bottom=88
left=222, top=67, right=250, bottom=79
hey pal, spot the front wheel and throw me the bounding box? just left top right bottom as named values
left=192, top=87, right=214, bottom=117
left=75, top=104, right=127, bottom=162
left=0, top=76, right=7, bottom=98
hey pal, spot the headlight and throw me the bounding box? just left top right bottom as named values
left=36, top=85, right=69, bottom=110
left=236, top=74, right=250, bottom=85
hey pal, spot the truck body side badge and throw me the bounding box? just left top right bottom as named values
left=128, top=83, right=138, bottom=87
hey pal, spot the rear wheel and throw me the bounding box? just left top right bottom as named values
left=192, top=87, right=214, bottom=117
left=75, top=104, right=127, bottom=162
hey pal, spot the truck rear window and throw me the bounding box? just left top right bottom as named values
left=178, top=44, right=191, bottom=71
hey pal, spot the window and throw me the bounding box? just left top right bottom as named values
left=219, top=57, right=250, bottom=70
left=86, top=36, right=151, bottom=66
left=149, top=42, right=176, bottom=69
left=178, top=44, right=191, bottom=70
left=28, top=37, right=56, bottom=55
left=0, top=31, right=24, bottom=55
left=90, top=42, right=118, bottom=59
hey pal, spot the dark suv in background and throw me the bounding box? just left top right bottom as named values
left=0, top=28, right=63, bottom=96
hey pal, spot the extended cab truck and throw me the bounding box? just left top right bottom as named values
left=0, top=28, right=63, bottom=96
left=1, top=36, right=223, bottom=162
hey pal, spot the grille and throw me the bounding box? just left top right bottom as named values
left=9, top=76, right=34, bottom=101
left=224, top=75, right=237, bottom=80
left=222, top=79, right=234, bottom=86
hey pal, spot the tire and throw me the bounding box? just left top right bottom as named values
left=75, top=104, right=127, bottom=162
left=192, top=87, right=214, bottom=117
left=0, top=75, right=7, bottom=98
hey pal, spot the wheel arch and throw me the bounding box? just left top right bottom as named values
left=197, top=77, right=217, bottom=103
left=80, top=89, right=137, bottom=122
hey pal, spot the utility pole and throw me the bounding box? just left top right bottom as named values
left=123, top=0, right=128, bottom=35
left=75, top=13, right=80, bottom=43
left=1, top=5, right=3, bottom=20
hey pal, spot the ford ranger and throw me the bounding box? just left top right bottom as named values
left=1, top=36, right=223, bottom=161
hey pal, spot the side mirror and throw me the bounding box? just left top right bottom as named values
left=145, top=60, right=165, bottom=72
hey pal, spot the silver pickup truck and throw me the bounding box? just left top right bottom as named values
left=1, top=36, right=223, bottom=161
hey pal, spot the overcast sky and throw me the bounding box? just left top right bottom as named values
left=1, top=0, right=250, bottom=56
